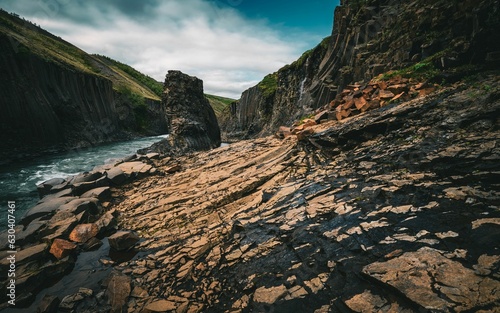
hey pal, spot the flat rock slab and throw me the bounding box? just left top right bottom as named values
left=81, top=187, right=111, bottom=202
left=144, top=299, right=176, bottom=312
left=106, top=167, right=127, bottom=185
left=106, top=273, right=131, bottom=313
left=363, top=247, right=500, bottom=311
left=117, top=162, right=153, bottom=176
left=22, top=197, right=77, bottom=225
left=253, top=285, right=287, bottom=304
left=0, top=243, right=47, bottom=267
left=58, top=197, right=99, bottom=215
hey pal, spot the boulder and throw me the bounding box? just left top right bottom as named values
left=106, top=167, right=127, bottom=185
left=72, top=176, right=109, bottom=196
left=95, top=211, right=117, bottom=233
left=57, top=197, right=99, bottom=215
left=106, top=273, right=131, bottom=313
left=37, top=178, right=67, bottom=198
left=147, top=70, right=221, bottom=154
left=71, top=171, right=104, bottom=184
left=49, top=239, right=77, bottom=259
left=69, top=223, right=99, bottom=243
left=108, top=231, right=140, bottom=251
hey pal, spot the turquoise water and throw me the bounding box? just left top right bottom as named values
left=0, top=135, right=168, bottom=230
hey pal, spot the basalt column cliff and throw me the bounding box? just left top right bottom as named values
left=223, top=0, right=500, bottom=138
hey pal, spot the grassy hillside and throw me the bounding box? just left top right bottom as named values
left=0, top=9, right=233, bottom=117
left=205, top=94, right=235, bottom=117
left=0, top=9, right=160, bottom=101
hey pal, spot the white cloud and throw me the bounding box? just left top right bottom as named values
left=2, top=0, right=319, bottom=98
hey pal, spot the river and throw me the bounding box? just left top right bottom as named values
left=0, top=134, right=168, bottom=230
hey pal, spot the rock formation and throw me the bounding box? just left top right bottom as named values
left=146, top=70, right=221, bottom=154
left=224, top=0, right=500, bottom=138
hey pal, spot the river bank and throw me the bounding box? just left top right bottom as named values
left=0, top=134, right=168, bottom=229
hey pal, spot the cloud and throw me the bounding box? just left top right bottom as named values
left=1, top=0, right=322, bottom=98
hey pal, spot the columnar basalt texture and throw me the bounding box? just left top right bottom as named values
left=224, top=0, right=500, bottom=138
left=149, top=70, right=221, bottom=154
left=0, top=34, right=120, bottom=153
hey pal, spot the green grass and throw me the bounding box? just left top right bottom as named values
left=258, top=73, right=278, bottom=98
left=205, top=94, right=235, bottom=117
left=0, top=10, right=160, bottom=101
left=378, top=61, right=439, bottom=81
left=94, top=54, right=163, bottom=97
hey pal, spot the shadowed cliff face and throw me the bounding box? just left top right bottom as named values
left=0, top=34, right=120, bottom=152
left=0, top=11, right=167, bottom=162
left=224, top=0, right=500, bottom=139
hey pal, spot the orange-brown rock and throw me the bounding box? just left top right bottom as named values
left=69, top=223, right=99, bottom=243
left=379, top=89, right=395, bottom=99
left=50, top=239, right=77, bottom=259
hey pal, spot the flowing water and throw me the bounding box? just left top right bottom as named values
left=0, top=134, right=168, bottom=230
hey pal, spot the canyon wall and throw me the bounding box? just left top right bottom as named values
left=0, top=34, right=120, bottom=153
left=0, top=10, right=167, bottom=162
left=224, top=0, right=500, bottom=138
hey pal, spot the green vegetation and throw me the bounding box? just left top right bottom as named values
left=94, top=55, right=163, bottom=97
left=0, top=10, right=161, bottom=102
left=258, top=73, right=278, bottom=98
left=379, top=61, right=439, bottom=81
left=298, top=113, right=315, bottom=124
left=205, top=94, right=235, bottom=117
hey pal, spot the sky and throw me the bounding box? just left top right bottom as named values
left=0, top=0, right=339, bottom=98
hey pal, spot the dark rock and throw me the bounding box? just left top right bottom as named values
left=0, top=243, right=47, bottom=270
left=96, top=211, right=117, bottom=234
left=82, top=237, right=103, bottom=251
left=22, top=197, right=77, bottom=225
left=72, top=175, right=109, bottom=196
left=37, top=294, right=60, bottom=313
left=71, top=171, right=104, bottom=184
left=37, top=178, right=66, bottom=198
left=148, top=70, right=221, bottom=154
left=57, top=197, right=100, bottom=216
left=81, top=187, right=112, bottom=202
left=106, top=167, right=127, bottom=185
left=108, top=231, right=140, bottom=251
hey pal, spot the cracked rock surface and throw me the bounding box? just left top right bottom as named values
left=99, top=75, right=499, bottom=313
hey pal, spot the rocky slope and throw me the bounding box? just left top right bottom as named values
left=0, top=10, right=166, bottom=162
left=223, top=0, right=500, bottom=138
left=6, top=72, right=497, bottom=313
